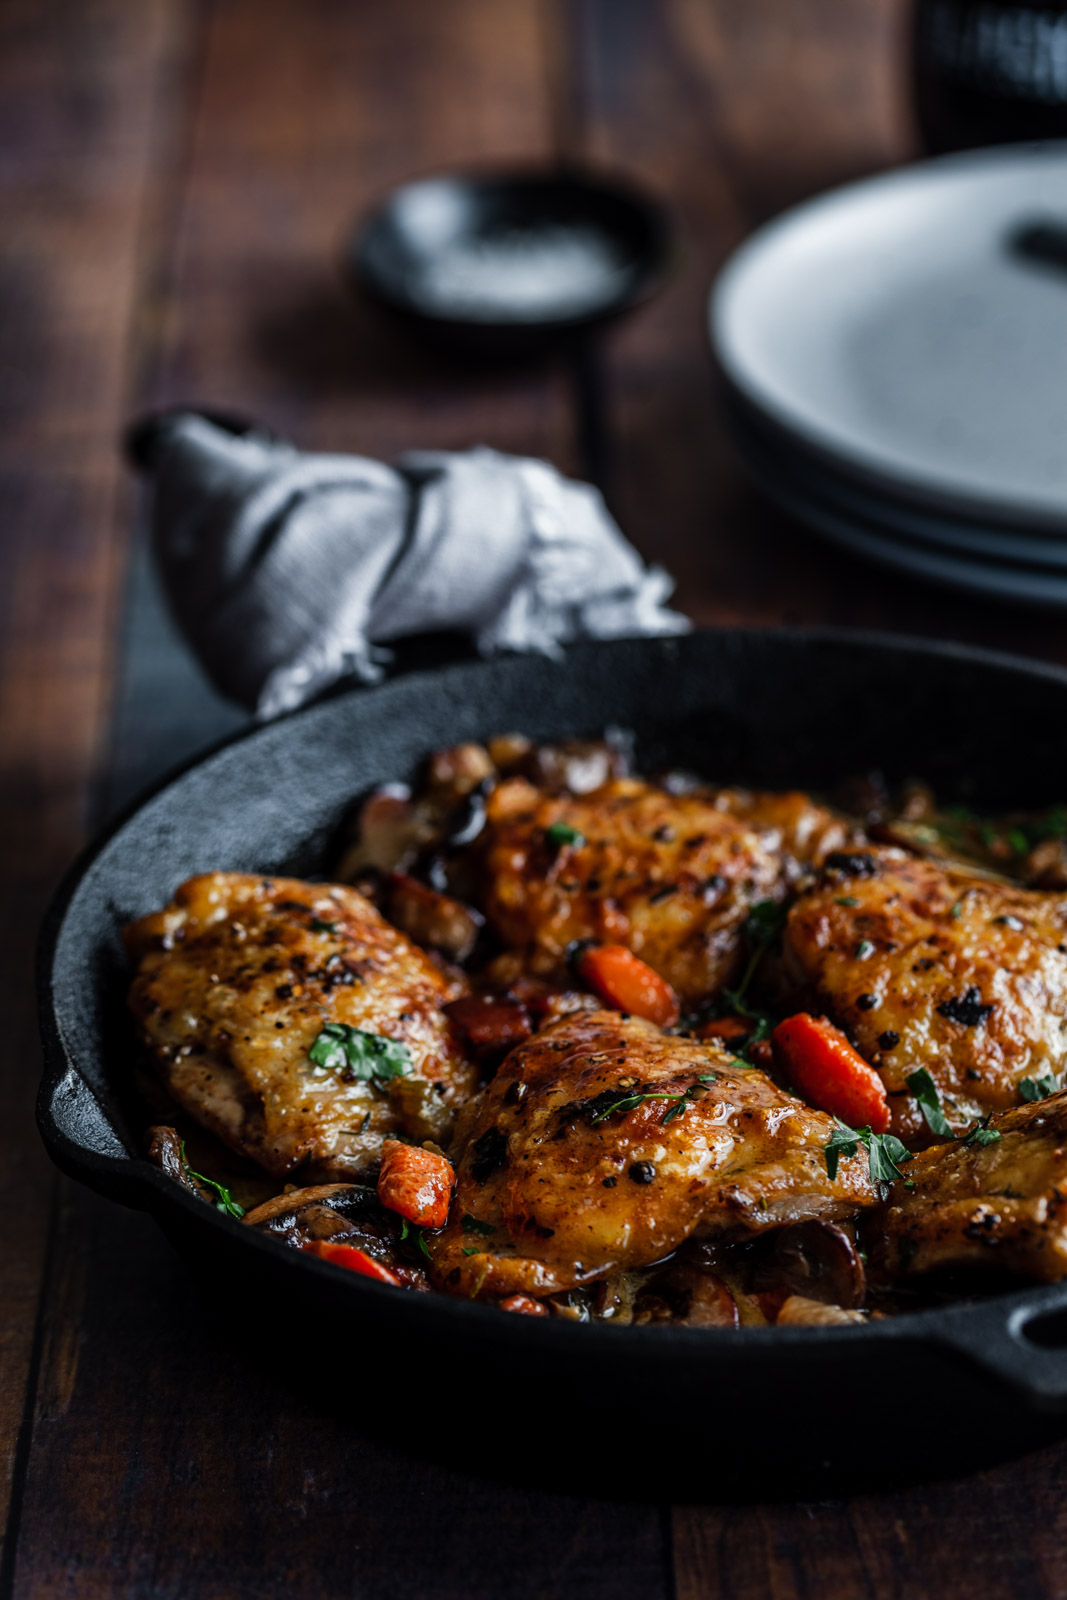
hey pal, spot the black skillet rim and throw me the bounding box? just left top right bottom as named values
left=34, top=626, right=1067, bottom=1406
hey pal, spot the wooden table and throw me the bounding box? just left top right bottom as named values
left=5, top=2, right=1067, bottom=1595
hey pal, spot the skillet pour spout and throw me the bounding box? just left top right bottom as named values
left=36, top=627, right=1067, bottom=1497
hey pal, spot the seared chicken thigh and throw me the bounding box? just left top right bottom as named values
left=430, top=1010, right=876, bottom=1299
left=126, top=873, right=476, bottom=1178
left=478, top=777, right=792, bottom=1006
left=874, top=1091, right=1067, bottom=1281
left=783, top=849, right=1067, bottom=1143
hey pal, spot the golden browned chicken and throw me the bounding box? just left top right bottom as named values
left=709, top=787, right=856, bottom=877
left=476, top=777, right=849, bottom=1007
left=126, top=873, right=477, bottom=1179
left=873, top=1091, right=1067, bottom=1281
left=782, top=848, right=1067, bottom=1144
left=430, top=1010, right=876, bottom=1300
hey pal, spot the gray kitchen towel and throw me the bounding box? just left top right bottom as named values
left=142, top=412, right=690, bottom=718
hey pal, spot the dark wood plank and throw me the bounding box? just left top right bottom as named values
left=0, top=0, right=192, bottom=1577
left=10, top=4, right=670, bottom=1596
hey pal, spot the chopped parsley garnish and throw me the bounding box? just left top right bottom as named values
left=179, top=1141, right=245, bottom=1219
left=399, top=1217, right=432, bottom=1259
left=307, top=1024, right=412, bottom=1089
left=461, top=1214, right=496, bottom=1235
left=461, top=1246, right=481, bottom=1257
left=854, top=939, right=875, bottom=960
left=963, top=1119, right=1002, bottom=1147
left=587, top=1075, right=715, bottom=1127
left=905, top=1067, right=954, bottom=1139
left=835, top=896, right=860, bottom=907
left=823, top=1119, right=912, bottom=1192
left=1020, top=1072, right=1059, bottom=1103
left=311, top=917, right=338, bottom=934
left=950, top=899, right=964, bottom=920
left=546, top=821, right=585, bottom=849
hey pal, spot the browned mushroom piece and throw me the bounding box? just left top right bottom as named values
left=767, top=1220, right=867, bottom=1309
left=241, top=1183, right=429, bottom=1287
left=147, top=1125, right=211, bottom=1199
left=655, top=1263, right=741, bottom=1328
left=338, top=786, right=425, bottom=879
left=384, top=871, right=484, bottom=963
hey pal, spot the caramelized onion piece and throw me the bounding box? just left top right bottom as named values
left=777, top=1295, right=866, bottom=1326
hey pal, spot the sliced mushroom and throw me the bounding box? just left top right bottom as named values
left=769, top=1220, right=866, bottom=1308
left=147, top=1125, right=210, bottom=1199
left=634, top=1263, right=740, bottom=1328
left=338, top=785, right=424, bottom=878
left=776, top=1295, right=867, bottom=1326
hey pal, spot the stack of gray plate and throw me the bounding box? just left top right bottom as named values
left=709, top=143, right=1067, bottom=608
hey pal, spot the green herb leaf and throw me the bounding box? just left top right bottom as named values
left=823, top=1119, right=912, bottom=1191
left=308, top=1023, right=413, bottom=1089
left=963, top=1120, right=1003, bottom=1147
left=461, top=1214, right=496, bottom=1236
left=855, top=939, right=875, bottom=960
left=311, top=917, right=338, bottom=933
left=1020, top=1073, right=1059, bottom=1103
left=744, top=898, right=788, bottom=946
left=905, top=1066, right=954, bottom=1139
left=179, top=1141, right=245, bottom=1219
left=461, top=1246, right=480, bottom=1257
left=399, top=1216, right=433, bottom=1260
left=1009, top=828, right=1030, bottom=856
left=546, top=821, right=585, bottom=848
left=835, top=896, right=860, bottom=907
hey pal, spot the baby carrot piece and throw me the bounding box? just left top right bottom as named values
left=577, top=944, right=680, bottom=1027
left=301, top=1240, right=403, bottom=1286
left=499, top=1294, right=549, bottom=1316
left=377, top=1139, right=454, bottom=1229
left=771, top=1012, right=891, bottom=1134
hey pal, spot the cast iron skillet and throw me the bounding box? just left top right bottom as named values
left=35, top=629, right=1067, bottom=1499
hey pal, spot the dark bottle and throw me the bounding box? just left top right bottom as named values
left=913, top=0, right=1067, bottom=151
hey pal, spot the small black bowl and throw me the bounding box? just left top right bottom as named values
left=348, top=167, right=671, bottom=358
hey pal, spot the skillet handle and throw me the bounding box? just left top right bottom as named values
left=938, top=1293, right=1067, bottom=1410
left=36, top=1064, right=155, bottom=1211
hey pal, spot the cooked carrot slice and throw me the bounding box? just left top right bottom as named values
left=499, top=1294, right=549, bottom=1316
left=377, top=1139, right=454, bottom=1229
left=771, top=1012, right=890, bottom=1134
left=301, top=1240, right=403, bottom=1286
left=577, top=944, right=680, bottom=1027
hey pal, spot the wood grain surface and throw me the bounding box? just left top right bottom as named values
left=5, top=1, right=1067, bottom=1596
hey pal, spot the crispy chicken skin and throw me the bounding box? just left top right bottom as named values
left=707, top=788, right=855, bottom=876
left=126, top=873, right=477, bottom=1179
left=430, top=1010, right=876, bottom=1299
left=783, top=849, right=1067, bottom=1144
left=873, top=1091, right=1067, bottom=1281
left=477, top=776, right=791, bottom=1005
